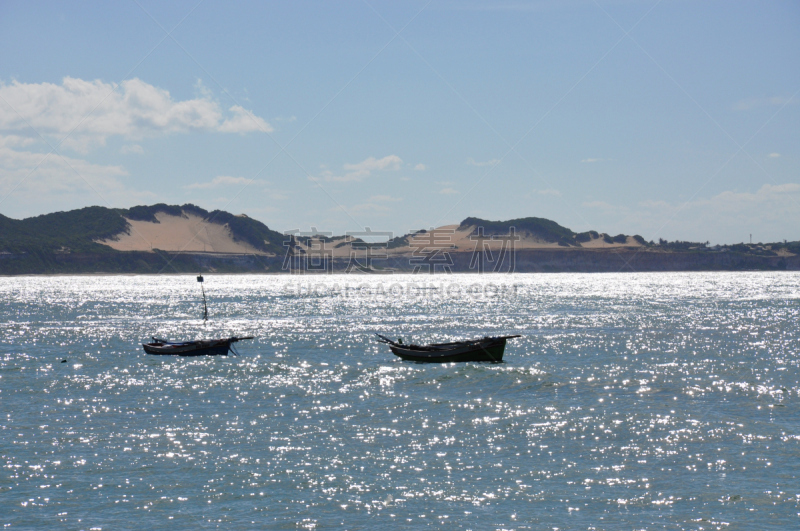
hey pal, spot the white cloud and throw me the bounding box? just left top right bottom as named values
left=347, top=203, right=392, bottom=214
left=268, top=191, right=289, bottom=201
left=0, top=141, right=125, bottom=193
left=368, top=195, right=402, bottom=202
left=734, top=96, right=796, bottom=111
left=217, top=105, right=272, bottom=134
left=0, top=139, right=154, bottom=214
left=343, top=155, right=402, bottom=174
left=439, top=187, right=459, bottom=195
left=332, top=200, right=397, bottom=216
left=0, top=134, right=36, bottom=149
left=321, top=155, right=403, bottom=182
left=535, top=188, right=561, bottom=196
left=671, top=184, right=800, bottom=240
left=581, top=158, right=606, bottom=163
left=467, top=157, right=500, bottom=167
left=768, top=153, right=780, bottom=158
left=185, top=175, right=263, bottom=190
left=0, top=77, right=272, bottom=152
left=120, top=144, right=143, bottom=155
left=587, top=183, right=800, bottom=243
left=413, top=163, right=426, bottom=171
left=637, top=199, right=671, bottom=209
left=583, top=200, right=615, bottom=210
left=700, top=183, right=799, bottom=212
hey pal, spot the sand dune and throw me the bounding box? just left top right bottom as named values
left=100, top=213, right=642, bottom=257
left=98, top=212, right=264, bottom=254
left=290, top=223, right=642, bottom=257
left=385, top=225, right=642, bottom=253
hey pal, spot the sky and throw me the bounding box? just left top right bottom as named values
left=0, top=0, right=798, bottom=244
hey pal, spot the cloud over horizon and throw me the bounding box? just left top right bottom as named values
left=0, top=77, right=271, bottom=152
left=0, top=135, right=155, bottom=216
left=733, top=95, right=797, bottom=111
left=582, top=183, right=800, bottom=243
left=320, top=155, right=403, bottom=182
left=185, top=175, right=265, bottom=190
left=466, top=157, right=500, bottom=167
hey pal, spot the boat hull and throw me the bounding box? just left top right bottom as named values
left=142, top=339, right=232, bottom=356
left=390, top=337, right=508, bottom=363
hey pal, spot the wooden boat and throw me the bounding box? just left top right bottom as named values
left=142, top=336, right=253, bottom=356
left=142, top=276, right=255, bottom=357
left=376, top=334, right=520, bottom=363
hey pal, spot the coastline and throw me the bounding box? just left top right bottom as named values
left=1, top=247, right=798, bottom=276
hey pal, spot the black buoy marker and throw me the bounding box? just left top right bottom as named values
left=197, top=275, right=208, bottom=321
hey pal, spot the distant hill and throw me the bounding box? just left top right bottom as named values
left=106, top=203, right=285, bottom=255
left=0, top=206, right=797, bottom=274
left=0, top=206, right=129, bottom=253
left=0, top=204, right=287, bottom=274
left=459, top=216, right=575, bottom=242
left=458, top=216, right=645, bottom=247
left=0, top=204, right=285, bottom=255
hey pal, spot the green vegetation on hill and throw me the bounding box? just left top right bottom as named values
left=386, top=235, right=410, bottom=249
left=205, top=210, right=285, bottom=254
left=604, top=233, right=628, bottom=244
left=459, top=217, right=648, bottom=248
left=0, top=204, right=287, bottom=254
left=760, top=240, right=800, bottom=255
left=1, top=207, right=798, bottom=274
left=655, top=239, right=709, bottom=252
left=126, top=203, right=210, bottom=223
left=460, top=216, right=577, bottom=246
left=575, top=230, right=599, bottom=243
left=126, top=203, right=182, bottom=222
left=781, top=241, right=800, bottom=254
left=650, top=238, right=800, bottom=257
left=0, top=206, right=128, bottom=253
left=122, top=203, right=285, bottom=253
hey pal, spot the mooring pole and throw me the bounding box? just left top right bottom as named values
left=197, top=275, right=208, bottom=321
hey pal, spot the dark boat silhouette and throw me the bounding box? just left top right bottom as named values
left=377, top=334, right=520, bottom=363
left=142, top=336, right=253, bottom=356
left=142, top=275, right=254, bottom=356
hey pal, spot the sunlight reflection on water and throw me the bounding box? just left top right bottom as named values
left=1, top=272, right=799, bottom=529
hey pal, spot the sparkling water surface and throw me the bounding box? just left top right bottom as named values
left=1, top=272, right=799, bottom=530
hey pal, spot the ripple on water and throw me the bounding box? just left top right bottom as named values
left=1, top=272, right=799, bottom=529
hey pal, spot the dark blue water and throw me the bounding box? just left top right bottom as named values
left=1, top=273, right=799, bottom=529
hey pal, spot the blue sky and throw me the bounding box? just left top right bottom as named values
left=0, top=0, right=797, bottom=244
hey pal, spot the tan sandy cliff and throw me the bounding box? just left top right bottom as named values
left=99, top=212, right=266, bottom=254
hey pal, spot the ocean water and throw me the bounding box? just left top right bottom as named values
left=1, top=272, right=798, bottom=530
